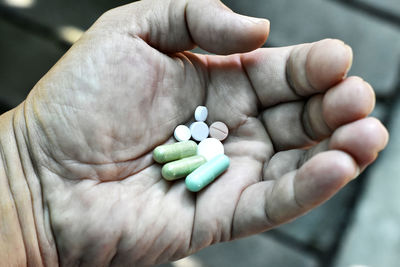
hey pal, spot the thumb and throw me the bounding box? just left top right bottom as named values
left=186, top=0, right=270, bottom=54
left=107, top=0, right=270, bottom=55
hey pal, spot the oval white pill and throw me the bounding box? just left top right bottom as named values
left=190, top=121, right=209, bottom=142
left=197, top=138, right=224, bottom=161
left=194, top=106, right=208, bottom=122
left=174, top=125, right=191, bottom=142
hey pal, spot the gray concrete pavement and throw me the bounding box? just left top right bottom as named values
left=165, top=235, right=318, bottom=267
left=356, top=0, right=400, bottom=16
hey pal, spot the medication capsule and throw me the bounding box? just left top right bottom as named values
left=185, top=154, right=230, bottom=192
left=153, top=141, right=197, bottom=163
left=162, top=155, right=206, bottom=181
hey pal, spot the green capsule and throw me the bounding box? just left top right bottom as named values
left=162, top=155, right=206, bottom=181
left=153, top=141, right=197, bottom=163
left=185, top=154, right=230, bottom=192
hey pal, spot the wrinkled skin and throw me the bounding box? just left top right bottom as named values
left=14, top=0, right=388, bottom=265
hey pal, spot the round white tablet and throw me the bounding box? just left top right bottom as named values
left=197, top=138, right=224, bottom=161
left=174, top=125, right=191, bottom=142
left=194, top=106, right=208, bottom=122
left=190, top=121, right=209, bottom=142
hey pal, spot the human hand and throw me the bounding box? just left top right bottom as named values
left=13, top=0, right=388, bottom=265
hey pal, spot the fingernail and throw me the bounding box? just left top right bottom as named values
left=352, top=166, right=361, bottom=180
left=241, top=15, right=270, bottom=26
left=344, top=44, right=353, bottom=77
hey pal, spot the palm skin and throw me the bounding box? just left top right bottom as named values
left=17, top=0, right=388, bottom=266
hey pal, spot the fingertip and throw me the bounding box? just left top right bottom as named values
left=226, top=15, right=270, bottom=54
left=238, top=16, right=270, bottom=52
left=322, top=76, right=376, bottom=129
left=306, top=39, right=353, bottom=91
left=370, top=117, right=390, bottom=150
left=330, top=117, right=389, bottom=169
left=187, top=0, right=270, bottom=55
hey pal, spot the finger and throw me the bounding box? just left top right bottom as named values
left=232, top=150, right=358, bottom=238
left=260, top=77, right=375, bottom=151
left=241, top=39, right=353, bottom=107
left=330, top=117, right=389, bottom=170
left=102, top=0, right=269, bottom=54
left=264, top=115, right=388, bottom=180
left=232, top=117, right=388, bottom=238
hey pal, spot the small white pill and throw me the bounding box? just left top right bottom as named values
left=190, top=121, right=209, bottom=142
left=174, top=125, right=191, bottom=142
left=194, top=106, right=208, bottom=122
left=197, top=138, right=224, bottom=161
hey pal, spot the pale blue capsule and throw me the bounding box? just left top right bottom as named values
left=185, top=154, right=230, bottom=192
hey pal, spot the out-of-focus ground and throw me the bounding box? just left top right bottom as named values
left=0, top=0, right=399, bottom=266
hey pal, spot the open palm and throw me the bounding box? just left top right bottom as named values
left=22, top=0, right=388, bottom=265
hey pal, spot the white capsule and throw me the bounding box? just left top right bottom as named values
left=197, top=138, right=224, bottom=161
left=190, top=121, right=209, bottom=142
left=174, top=125, right=191, bottom=142
left=194, top=106, right=208, bottom=122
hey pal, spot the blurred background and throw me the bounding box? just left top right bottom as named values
left=0, top=0, right=399, bottom=266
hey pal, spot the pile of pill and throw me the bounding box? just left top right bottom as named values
left=153, top=106, right=230, bottom=192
